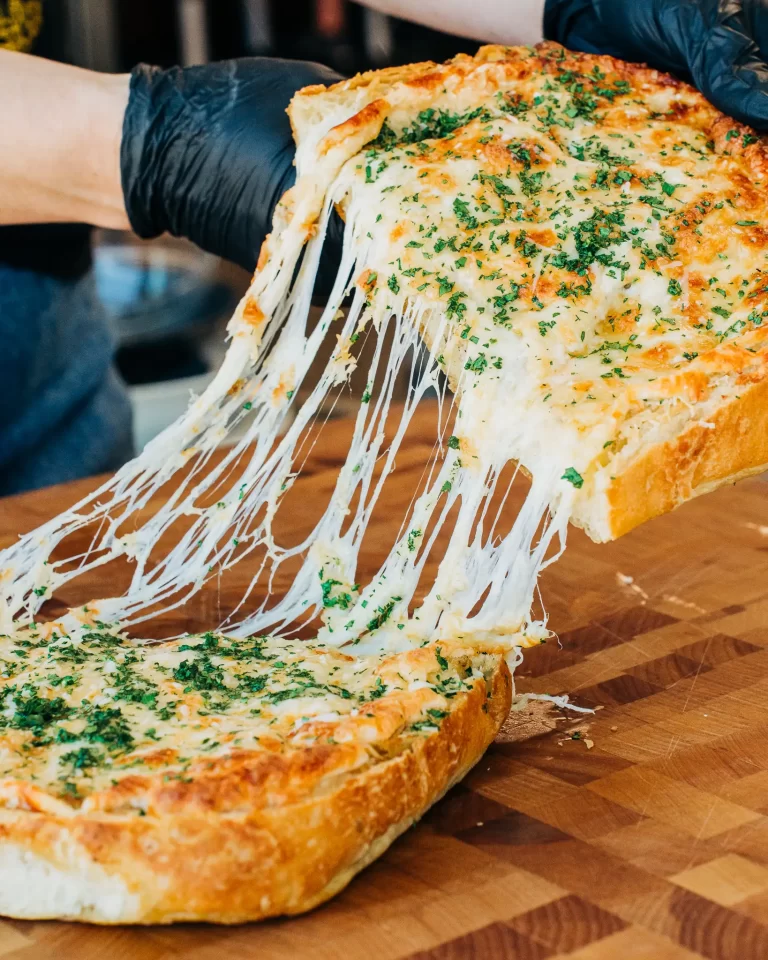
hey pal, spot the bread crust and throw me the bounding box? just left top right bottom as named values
left=285, top=43, right=768, bottom=542
left=582, top=374, right=768, bottom=541
left=0, top=653, right=511, bottom=924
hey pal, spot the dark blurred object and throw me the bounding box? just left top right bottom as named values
left=115, top=1, right=180, bottom=68
left=266, top=0, right=478, bottom=74
left=94, top=237, right=236, bottom=385
left=61, top=1, right=481, bottom=81
left=93, top=234, right=245, bottom=450
left=95, top=241, right=230, bottom=348
left=105, top=0, right=479, bottom=75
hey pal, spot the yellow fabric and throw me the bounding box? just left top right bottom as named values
left=0, top=0, right=42, bottom=52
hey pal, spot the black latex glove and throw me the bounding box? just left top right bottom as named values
left=545, top=0, right=768, bottom=129
left=121, top=58, right=343, bottom=273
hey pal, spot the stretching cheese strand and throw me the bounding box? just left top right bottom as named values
left=0, top=177, right=570, bottom=656
left=8, top=44, right=732, bottom=653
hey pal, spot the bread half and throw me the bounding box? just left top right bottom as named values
left=0, top=631, right=511, bottom=924
left=286, top=43, right=768, bottom=541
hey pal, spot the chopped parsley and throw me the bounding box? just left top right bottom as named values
left=561, top=467, right=584, bottom=489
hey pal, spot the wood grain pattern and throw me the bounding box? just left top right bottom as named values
left=1, top=401, right=768, bottom=959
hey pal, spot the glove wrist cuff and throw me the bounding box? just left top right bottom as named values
left=120, top=64, right=175, bottom=241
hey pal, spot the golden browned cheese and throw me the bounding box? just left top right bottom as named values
left=0, top=622, right=511, bottom=923
left=286, top=43, right=768, bottom=539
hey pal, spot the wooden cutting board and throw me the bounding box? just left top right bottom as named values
left=2, top=402, right=768, bottom=960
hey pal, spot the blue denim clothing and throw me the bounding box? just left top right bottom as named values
left=0, top=265, right=133, bottom=496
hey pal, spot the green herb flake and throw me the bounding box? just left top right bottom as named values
left=561, top=467, right=584, bottom=489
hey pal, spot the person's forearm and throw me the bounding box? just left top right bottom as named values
left=352, top=0, right=546, bottom=46
left=0, top=50, right=130, bottom=229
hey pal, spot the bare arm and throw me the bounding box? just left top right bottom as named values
left=0, top=50, right=130, bottom=229
left=351, top=0, right=546, bottom=46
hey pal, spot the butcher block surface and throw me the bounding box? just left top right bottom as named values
left=2, top=403, right=768, bottom=959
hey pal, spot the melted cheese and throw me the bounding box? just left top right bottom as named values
left=345, top=72, right=768, bottom=480
left=1, top=46, right=767, bottom=804
left=0, top=622, right=478, bottom=806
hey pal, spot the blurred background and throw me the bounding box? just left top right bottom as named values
left=50, top=0, right=477, bottom=449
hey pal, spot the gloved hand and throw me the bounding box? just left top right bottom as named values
left=544, top=0, right=768, bottom=129
left=121, top=58, right=343, bottom=273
